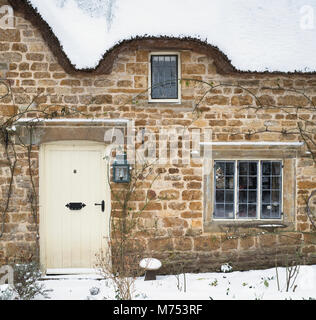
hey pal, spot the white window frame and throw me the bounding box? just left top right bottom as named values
left=148, top=52, right=181, bottom=103
left=212, top=159, right=284, bottom=221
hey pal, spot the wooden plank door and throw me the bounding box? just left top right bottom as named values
left=40, top=142, right=110, bottom=274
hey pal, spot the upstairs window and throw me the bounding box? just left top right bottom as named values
left=149, top=53, right=180, bottom=102
left=214, top=160, right=283, bottom=220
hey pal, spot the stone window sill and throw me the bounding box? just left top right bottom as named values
left=203, top=220, right=294, bottom=233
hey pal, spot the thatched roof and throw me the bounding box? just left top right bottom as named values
left=8, top=0, right=316, bottom=77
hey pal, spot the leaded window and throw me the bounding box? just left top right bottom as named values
left=238, top=161, right=258, bottom=219
left=213, top=160, right=282, bottom=220
left=151, top=55, right=178, bottom=100
left=261, top=161, right=282, bottom=219
left=214, top=161, right=235, bottom=219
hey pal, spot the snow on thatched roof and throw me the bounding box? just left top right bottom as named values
left=11, top=0, right=316, bottom=74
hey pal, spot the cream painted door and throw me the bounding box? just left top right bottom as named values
left=40, top=142, right=110, bottom=273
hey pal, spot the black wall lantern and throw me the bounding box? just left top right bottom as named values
left=112, top=153, right=131, bottom=183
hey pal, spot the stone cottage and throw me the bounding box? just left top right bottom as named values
left=0, top=0, right=315, bottom=274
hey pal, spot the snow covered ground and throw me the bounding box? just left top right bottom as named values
left=2, top=265, right=314, bottom=300
left=28, top=0, right=316, bottom=72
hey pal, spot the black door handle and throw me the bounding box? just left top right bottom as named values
left=94, top=200, right=105, bottom=212
left=65, top=202, right=86, bottom=211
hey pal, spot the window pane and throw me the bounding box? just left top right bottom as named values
left=272, top=205, right=280, bottom=218
left=272, top=162, right=281, bottom=175
left=248, top=177, right=257, bottom=189
left=239, top=177, right=247, bottom=190
left=239, top=191, right=247, bottom=204
left=216, top=178, right=224, bottom=189
left=215, top=162, right=225, bottom=173
left=238, top=204, right=248, bottom=218
left=226, top=162, right=235, bottom=175
left=261, top=161, right=282, bottom=219
left=214, top=161, right=235, bottom=219
left=262, top=204, right=271, bottom=218
left=237, top=161, right=258, bottom=219
left=225, top=204, right=234, bottom=219
left=215, top=162, right=225, bottom=189
left=272, top=176, right=280, bottom=189
left=249, top=191, right=257, bottom=203
left=262, top=162, right=271, bottom=175
left=249, top=162, right=257, bottom=175
left=272, top=191, right=280, bottom=202
left=239, top=162, right=248, bottom=175
left=262, top=191, right=271, bottom=203
left=262, top=177, right=271, bottom=190
left=216, top=190, right=224, bottom=202
left=226, top=191, right=234, bottom=202
left=248, top=205, right=257, bottom=218
left=225, top=176, right=234, bottom=189
left=151, top=55, right=178, bottom=99
left=215, top=204, right=225, bottom=218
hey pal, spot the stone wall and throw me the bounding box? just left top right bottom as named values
left=0, top=7, right=315, bottom=271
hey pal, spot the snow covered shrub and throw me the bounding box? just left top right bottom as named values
left=12, top=262, right=52, bottom=300
left=96, top=161, right=159, bottom=300
left=275, top=252, right=303, bottom=293
left=210, top=278, right=218, bottom=287
left=171, top=263, right=187, bottom=292
left=221, top=263, right=233, bottom=273
left=89, top=286, right=100, bottom=296
left=96, top=241, right=143, bottom=300
left=86, top=286, right=101, bottom=300
left=0, top=285, right=15, bottom=300
left=162, top=254, right=187, bottom=292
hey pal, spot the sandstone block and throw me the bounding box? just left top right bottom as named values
left=158, top=189, right=179, bottom=200
left=136, top=50, right=148, bottom=62
left=182, top=190, right=202, bottom=201
left=0, top=52, right=22, bottom=62
left=194, top=236, right=220, bottom=251
left=126, top=63, right=148, bottom=75
left=189, top=202, right=202, bottom=211
left=148, top=238, right=174, bottom=251
left=60, top=79, right=81, bottom=86
left=12, top=43, right=27, bottom=52
left=117, top=80, right=133, bottom=87
left=183, top=64, right=206, bottom=74
left=93, top=94, right=113, bottom=104
left=26, top=53, right=44, bottom=61
left=134, top=76, right=147, bottom=88
left=34, top=72, right=50, bottom=79
left=31, top=62, right=48, bottom=71
left=278, top=95, right=308, bottom=107
left=163, top=217, right=188, bottom=228
left=168, top=202, right=187, bottom=211
left=205, top=96, right=229, bottom=105
left=0, top=29, right=20, bottom=42
left=174, top=237, right=192, bottom=251
left=231, top=95, right=253, bottom=106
